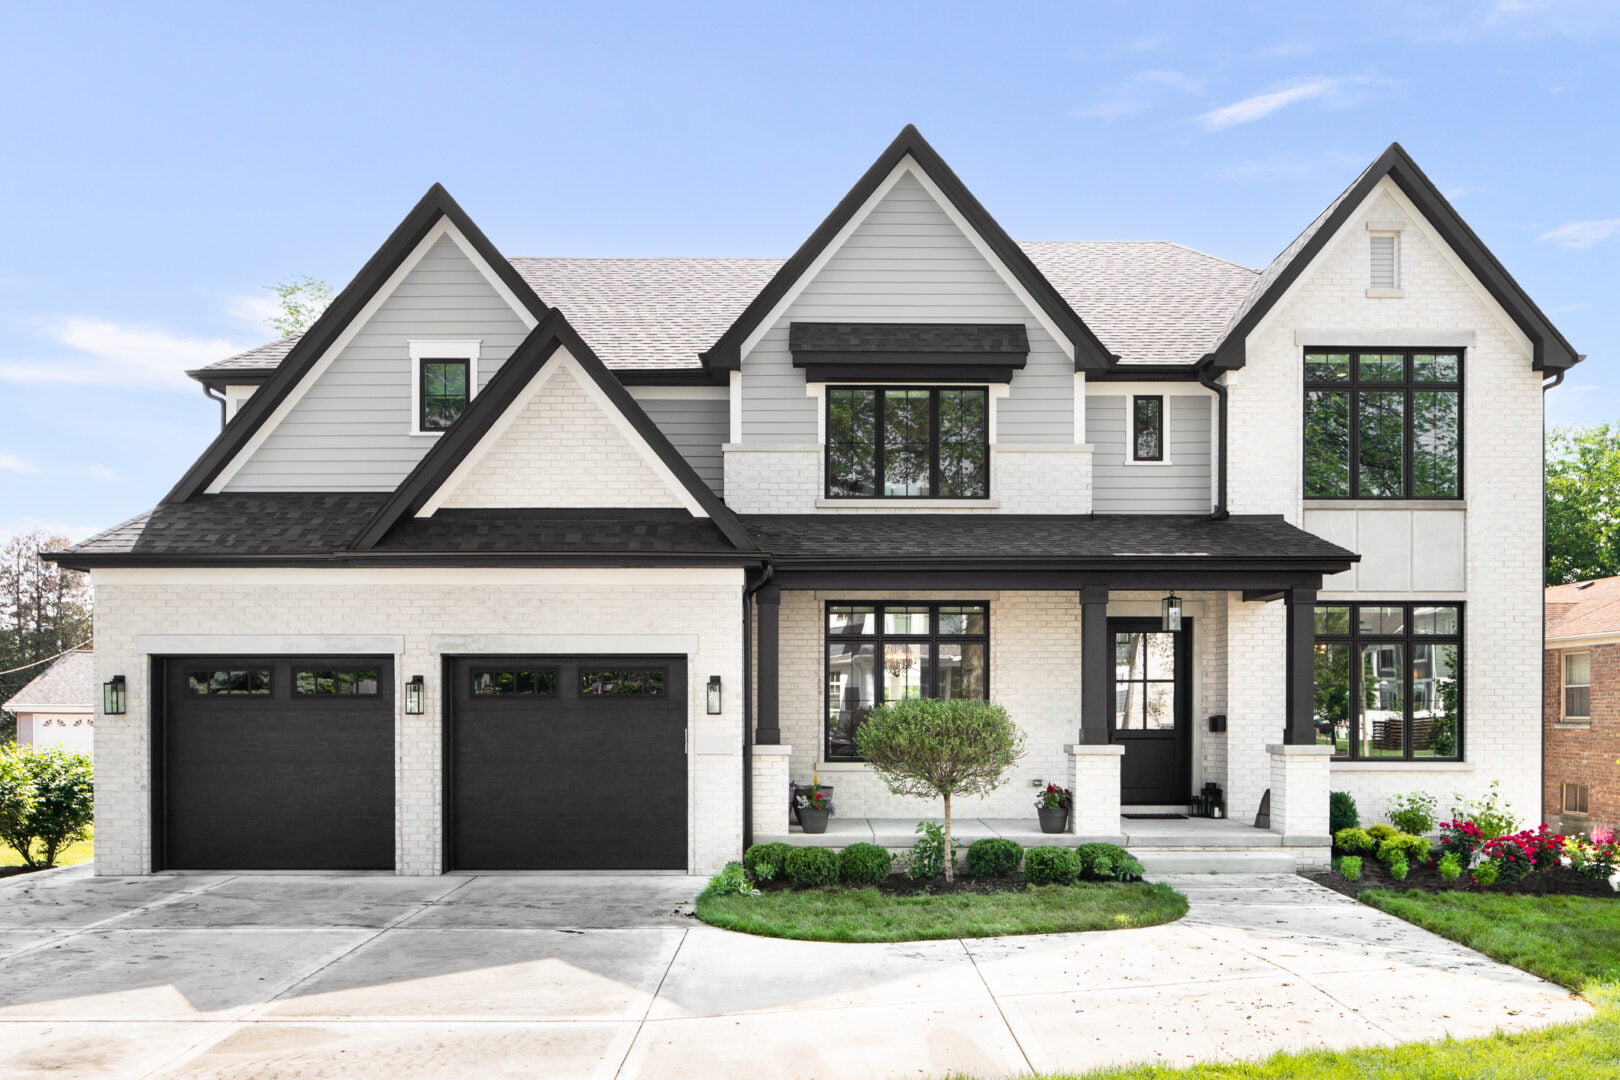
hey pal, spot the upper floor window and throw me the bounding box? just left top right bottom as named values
left=410, top=340, right=481, bottom=435
left=826, top=387, right=988, bottom=498
left=1131, top=395, right=1164, bottom=462
left=1303, top=349, right=1461, bottom=499
left=1564, top=652, right=1591, bottom=721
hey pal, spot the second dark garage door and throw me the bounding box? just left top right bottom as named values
left=447, top=655, right=687, bottom=870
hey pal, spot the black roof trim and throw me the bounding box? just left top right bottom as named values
left=164, top=184, right=551, bottom=503
left=701, top=125, right=1117, bottom=373
left=1206, top=143, right=1580, bottom=373
left=614, top=368, right=730, bottom=387
left=348, top=309, right=758, bottom=553
left=48, top=552, right=764, bottom=571
left=186, top=368, right=274, bottom=391
left=789, top=322, right=1030, bottom=355
left=1085, top=365, right=1207, bottom=383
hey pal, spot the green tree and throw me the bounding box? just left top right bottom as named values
left=0, top=532, right=92, bottom=745
left=1545, top=424, right=1620, bottom=585
left=853, top=698, right=1024, bottom=882
left=0, top=745, right=93, bottom=867
left=265, top=276, right=334, bottom=337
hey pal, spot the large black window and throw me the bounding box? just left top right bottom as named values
left=1312, top=602, right=1462, bottom=761
left=420, top=358, right=471, bottom=432
left=826, top=387, right=988, bottom=498
left=1303, top=350, right=1461, bottom=499
left=825, top=601, right=988, bottom=760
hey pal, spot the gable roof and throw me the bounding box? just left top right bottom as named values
left=699, top=125, right=1118, bottom=373
left=1547, top=576, right=1620, bottom=641
left=4, top=649, right=94, bottom=713
left=1205, top=143, right=1581, bottom=373
left=165, top=184, right=550, bottom=503
left=348, top=309, right=757, bottom=553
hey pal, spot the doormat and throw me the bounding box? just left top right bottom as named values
left=1123, top=813, right=1187, bottom=820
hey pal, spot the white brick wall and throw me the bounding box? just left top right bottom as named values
left=90, top=567, right=744, bottom=876
left=1224, top=595, right=1286, bottom=823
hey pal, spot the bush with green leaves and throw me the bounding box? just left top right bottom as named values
left=1076, top=842, right=1143, bottom=882
left=0, top=746, right=93, bottom=868
left=838, top=843, right=893, bottom=885
left=1385, top=791, right=1438, bottom=836
left=1338, top=856, right=1363, bottom=882
left=1437, top=851, right=1463, bottom=883
left=1377, top=833, right=1432, bottom=865
left=965, top=838, right=1022, bottom=878
left=1023, top=845, right=1081, bottom=885
left=1451, top=781, right=1517, bottom=840
left=1333, top=827, right=1376, bottom=856
left=1329, top=791, right=1359, bottom=835
left=905, top=821, right=958, bottom=881
left=784, top=846, right=840, bottom=888
left=854, top=698, right=1025, bottom=882
left=1472, top=857, right=1502, bottom=887
left=702, top=861, right=759, bottom=898
left=742, top=842, right=793, bottom=882
left=1365, top=823, right=1400, bottom=844
left=1387, top=852, right=1410, bottom=881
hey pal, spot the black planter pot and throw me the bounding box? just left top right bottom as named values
left=1038, top=807, right=1070, bottom=834
left=792, top=785, right=832, bottom=825
left=799, top=808, right=831, bottom=834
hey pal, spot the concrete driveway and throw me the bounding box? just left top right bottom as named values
left=0, top=868, right=1590, bottom=1079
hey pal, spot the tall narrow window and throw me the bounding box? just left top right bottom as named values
left=1304, top=349, right=1462, bottom=499
left=1131, top=396, right=1164, bottom=462
left=826, top=387, right=988, bottom=498
left=1370, top=233, right=1399, bottom=290
left=1564, top=652, right=1591, bottom=720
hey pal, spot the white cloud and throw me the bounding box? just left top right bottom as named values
left=0, top=317, right=250, bottom=390
left=0, top=453, right=39, bottom=473
left=1196, top=76, right=1367, bottom=130
left=1540, top=217, right=1620, bottom=249
left=1074, top=68, right=1204, bottom=122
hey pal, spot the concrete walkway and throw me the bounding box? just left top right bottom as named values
left=0, top=868, right=1591, bottom=1079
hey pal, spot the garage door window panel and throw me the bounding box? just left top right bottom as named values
left=295, top=668, right=381, bottom=696
left=186, top=669, right=271, bottom=696
left=580, top=669, right=667, bottom=697
left=472, top=669, right=558, bottom=696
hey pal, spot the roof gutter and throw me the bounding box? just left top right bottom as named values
left=1196, top=359, right=1229, bottom=520
left=201, top=382, right=228, bottom=429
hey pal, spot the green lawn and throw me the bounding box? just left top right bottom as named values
left=1031, top=890, right=1620, bottom=1079
left=695, top=881, right=1187, bottom=943
left=0, top=829, right=93, bottom=871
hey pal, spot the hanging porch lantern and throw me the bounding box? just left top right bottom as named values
left=1161, top=593, right=1183, bottom=632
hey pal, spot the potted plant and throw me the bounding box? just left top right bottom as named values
left=795, top=782, right=833, bottom=834
left=1035, top=784, right=1072, bottom=833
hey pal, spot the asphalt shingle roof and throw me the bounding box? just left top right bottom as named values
left=789, top=322, right=1030, bottom=355
left=1546, top=576, right=1620, bottom=640
left=4, top=650, right=94, bottom=711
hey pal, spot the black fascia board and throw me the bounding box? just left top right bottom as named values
left=186, top=368, right=274, bottom=392
left=1206, top=143, right=1579, bottom=373
left=613, top=368, right=730, bottom=387
left=348, top=309, right=759, bottom=554
left=1085, top=365, right=1206, bottom=383
left=45, top=551, right=766, bottom=572
left=700, top=125, right=1118, bottom=374
left=794, top=352, right=1028, bottom=384
left=164, top=184, right=551, bottom=504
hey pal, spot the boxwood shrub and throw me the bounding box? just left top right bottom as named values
left=1329, top=790, right=1359, bottom=835
left=1333, top=827, right=1376, bottom=856
left=838, top=842, right=894, bottom=885
left=743, top=842, right=794, bottom=882
left=783, top=846, right=840, bottom=888
left=1075, top=842, right=1143, bottom=882
left=1023, top=845, right=1081, bottom=886
left=965, top=838, right=1023, bottom=878
left=1377, top=833, right=1432, bottom=865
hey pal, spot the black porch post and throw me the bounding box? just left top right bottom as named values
left=1285, top=585, right=1318, bottom=744
left=1080, top=584, right=1110, bottom=744
left=756, top=586, right=781, bottom=744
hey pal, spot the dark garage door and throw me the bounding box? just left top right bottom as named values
left=158, top=656, right=395, bottom=870
left=448, top=655, right=686, bottom=870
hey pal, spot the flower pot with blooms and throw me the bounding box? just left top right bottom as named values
left=795, top=777, right=833, bottom=834
left=1035, top=784, right=1072, bottom=833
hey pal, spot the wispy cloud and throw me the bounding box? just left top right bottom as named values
left=1551, top=302, right=1592, bottom=314
left=0, top=453, right=39, bottom=473
left=1443, top=184, right=1487, bottom=201
left=0, top=317, right=250, bottom=390
left=82, top=464, right=120, bottom=481
left=1540, top=217, right=1620, bottom=249
left=1209, top=149, right=1369, bottom=185
left=1074, top=68, right=1204, bottom=122
left=1196, top=75, right=1370, bottom=130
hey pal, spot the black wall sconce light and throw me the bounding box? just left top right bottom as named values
left=706, top=675, right=723, bottom=714
left=103, top=675, right=127, bottom=715
left=405, top=675, right=425, bottom=715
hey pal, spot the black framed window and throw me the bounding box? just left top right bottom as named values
left=826, top=387, right=988, bottom=498
left=295, top=668, right=381, bottom=696
left=185, top=669, right=271, bottom=696
left=1312, top=602, right=1462, bottom=761
left=580, top=669, right=667, bottom=697
left=824, top=601, right=988, bottom=761
left=420, top=358, right=470, bottom=432
left=1131, top=395, right=1164, bottom=461
left=1303, top=349, right=1461, bottom=499
left=472, top=669, right=557, bottom=696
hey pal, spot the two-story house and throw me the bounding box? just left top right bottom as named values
left=50, top=126, right=1576, bottom=876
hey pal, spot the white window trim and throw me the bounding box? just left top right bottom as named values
left=1563, top=650, right=1592, bottom=721
left=409, top=339, right=481, bottom=436
left=1124, top=392, right=1172, bottom=466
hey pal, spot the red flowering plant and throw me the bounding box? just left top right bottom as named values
left=794, top=784, right=831, bottom=812
left=1435, top=820, right=1485, bottom=868
left=1034, top=784, right=1072, bottom=811
left=1480, top=825, right=1566, bottom=883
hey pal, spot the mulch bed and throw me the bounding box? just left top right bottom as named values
left=1307, top=858, right=1619, bottom=899
left=756, top=873, right=1120, bottom=897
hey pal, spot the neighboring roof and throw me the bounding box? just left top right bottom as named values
left=742, top=514, right=1358, bottom=568
left=1546, top=576, right=1620, bottom=640
left=4, top=650, right=94, bottom=712
left=191, top=336, right=300, bottom=378
left=1206, top=142, right=1580, bottom=372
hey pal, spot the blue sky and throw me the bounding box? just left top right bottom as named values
left=2, top=1, right=1617, bottom=542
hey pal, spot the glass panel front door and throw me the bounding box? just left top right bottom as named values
left=1108, top=618, right=1191, bottom=805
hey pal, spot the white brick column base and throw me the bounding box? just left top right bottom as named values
left=1267, top=744, right=1334, bottom=846
left=1066, top=744, right=1125, bottom=843
left=751, top=744, right=793, bottom=839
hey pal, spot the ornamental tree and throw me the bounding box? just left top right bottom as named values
left=0, top=746, right=93, bottom=868
left=854, top=698, right=1024, bottom=881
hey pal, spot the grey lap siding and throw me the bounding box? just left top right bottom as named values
left=632, top=396, right=728, bottom=494
left=741, top=172, right=1074, bottom=445
left=1088, top=393, right=1214, bottom=514
left=224, top=234, right=532, bottom=492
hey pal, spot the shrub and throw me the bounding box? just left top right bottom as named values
left=702, top=861, right=759, bottom=898
left=783, top=847, right=840, bottom=888
left=1472, top=857, right=1502, bottom=888
left=838, top=843, right=893, bottom=885
left=1481, top=825, right=1567, bottom=883
left=1023, top=845, right=1081, bottom=885
left=1385, top=791, right=1439, bottom=836
left=1339, top=856, right=1363, bottom=882
left=1329, top=791, right=1360, bottom=835
left=1377, top=833, right=1432, bottom=865
left=965, top=838, right=1023, bottom=878
left=906, top=821, right=958, bottom=881
left=1436, top=820, right=1485, bottom=868
left=1365, top=824, right=1400, bottom=844
left=855, top=699, right=1025, bottom=882
left=1333, top=827, right=1376, bottom=856
left=1451, top=781, right=1517, bottom=840
left=1076, top=842, right=1143, bottom=882
left=1387, top=852, right=1410, bottom=881
left=1437, top=851, right=1463, bottom=883
left=0, top=746, right=94, bottom=868
left=1569, top=834, right=1620, bottom=881
left=742, top=842, right=793, bottom=882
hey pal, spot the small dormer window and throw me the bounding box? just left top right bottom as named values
left=1366, top=221, right=1403, bottom=297
left=409, top=340, right=480, bottom=435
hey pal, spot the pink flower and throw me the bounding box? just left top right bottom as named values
left=1593, top=826, right=1616, bottom=844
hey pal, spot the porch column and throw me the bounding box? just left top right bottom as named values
left=755, top=586, right=780, bottom=744
left=1284, top=586, right=1318, bottom=745
left=1066, top=744, right=1126, bottom=843
left=1079, top=584, right=1110, bottom=744
left=1267, top=743, right=1334, bottom=868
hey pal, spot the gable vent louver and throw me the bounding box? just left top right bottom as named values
left=1370, top=233, right=1399, bottom=290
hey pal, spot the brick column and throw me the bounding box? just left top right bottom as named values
left=1267, top=743, right=1333, bottom=863
left=1066, top=743, right=1125, bottom=842
left=1225, top=594, right=1286, bottom=823
left=750, top=744, right=792, bottom=837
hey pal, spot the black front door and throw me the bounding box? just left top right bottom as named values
left=1108, top=618, right=1191, bottom=805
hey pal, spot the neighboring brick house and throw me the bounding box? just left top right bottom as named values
left=3, top=649, right=95, bottom=755
left=46, top=126, right=1577, bottom=876
left=1545, top=577, right=1620, bottom=831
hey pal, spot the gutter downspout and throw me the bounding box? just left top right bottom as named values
left=203, top=383, right=228, bottom=429
left=1540, top=366, right=1565, bottom=829
left=740, top=560, right=774, bottom=855
left=1197, top=361, right=1229, bottom=520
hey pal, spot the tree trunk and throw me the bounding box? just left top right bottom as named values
left=943, top=793, right=954, bottom=883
